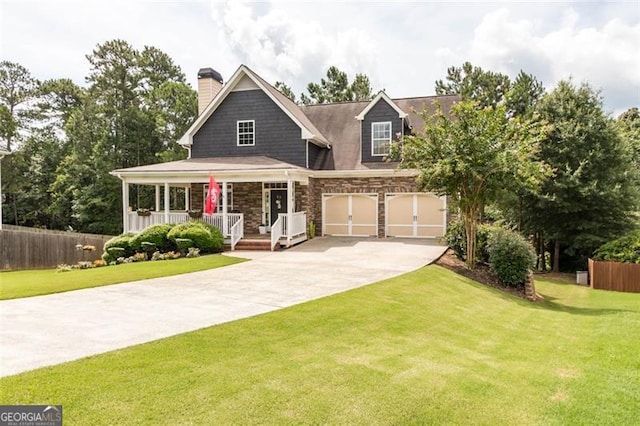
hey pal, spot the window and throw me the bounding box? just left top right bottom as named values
left=237, top=120, right=255, bottom=146
left=372, top=121, right=391, bottom=156
left=203, top=183, right=233, bottom=213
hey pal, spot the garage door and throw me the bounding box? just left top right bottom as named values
left=386, top=193, right=446, bottom=238
left=323, top=194, right=378, bottom=236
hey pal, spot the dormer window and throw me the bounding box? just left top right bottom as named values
left=372, top=121, right=391, bottom=156
left=237, top=120, right=255, bottom=146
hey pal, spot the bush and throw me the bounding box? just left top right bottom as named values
left=167, top=221, right=224, bottom=253
left=445, top=220, right=466, bottom=259
left=102, top=233, right=136, bottom=263
left=130, top=224, right=175, bottom=252
left=593, top=230, right=640, bottom=263
left=175, top=238, right=193, bottom=253
left=487, top=228, right=536, bottom=287
left=444, top=220, right=501, bottom=264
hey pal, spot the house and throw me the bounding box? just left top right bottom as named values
left=111, top=65, right=458, bottom=250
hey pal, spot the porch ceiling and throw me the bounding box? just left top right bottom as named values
left=110, top=156, right=312, bottom=184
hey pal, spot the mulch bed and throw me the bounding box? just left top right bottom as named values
left=435, top=249, right=528, bottom=299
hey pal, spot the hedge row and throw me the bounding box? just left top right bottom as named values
left=102, top=221, right=224, bottom=264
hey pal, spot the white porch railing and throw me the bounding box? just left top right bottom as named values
left=126, top=212, right=243, bottom=239
left=279, top=212, right=307, bottom=239
left=230, top=216, right=244, bottom=250
left=271, top=216, right=284, bottom=251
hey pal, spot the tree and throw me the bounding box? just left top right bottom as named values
left=49, top=40, right=196, bottom=233
left=274, top=81, right=296, bottom=103
left=435, top=61, right=511, bottom=109
left=617, top=107, right=640, bottom=169
left=526, top=81, right=639, bottom=271
left=396, top=101, right=549, bottom=267
left=0, top=61, right=40, bottom=150
left=505, top=71, right=545, bottom=118
left=299, top=66, right=374, bottom=104
left=351, top=74, right=373, bottom=101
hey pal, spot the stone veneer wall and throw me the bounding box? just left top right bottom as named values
left=190, top=181, right=311, bottom=236
left=308, top=176, right=421, bottom=238
left=231, top=182, right=263, bottom=233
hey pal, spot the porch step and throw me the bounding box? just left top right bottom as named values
left=232, top=238, right=279, bottom=251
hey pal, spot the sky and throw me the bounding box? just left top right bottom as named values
left=1, top=1, right=639, bottom=115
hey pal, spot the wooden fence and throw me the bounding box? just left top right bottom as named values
left=588, top=259, right=640, bottom=293
left=0, top=225, right=113, bottom=270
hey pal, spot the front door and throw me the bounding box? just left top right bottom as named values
left=270, top=190, right=288, bottom=226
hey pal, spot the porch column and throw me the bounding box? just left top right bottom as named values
left=122, top=179, right=130, bottom=233
left=164, top=182, right=170, bottom=223
left=222, top=182, right=228, bottom=236
left=155, top=185, right=160, bottom=212
left=185, top=187, right=190, bottom=211
left=287, top=177, right=293, bottom=244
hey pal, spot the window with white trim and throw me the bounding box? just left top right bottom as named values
left=237, top=120, right=255, bottom=146
left=372, top=121, right=391, bottom=156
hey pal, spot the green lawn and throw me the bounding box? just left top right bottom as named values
left=1, top=266, right=639, bottom=425
left=0, top=255, right=246, bottom=300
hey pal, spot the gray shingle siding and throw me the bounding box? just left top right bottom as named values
left=308, top=142, right=326, bottom=170
left=192, top=90, right=306, bottom=167
left=361, top=100, right=403, bottom=163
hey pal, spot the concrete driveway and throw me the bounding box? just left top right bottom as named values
left=0, top=237, right=445, bottom=377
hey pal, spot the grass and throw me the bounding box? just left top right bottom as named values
left=1, top=266, right=639, bottom=424
left=0, top=255, right=246, bottom=300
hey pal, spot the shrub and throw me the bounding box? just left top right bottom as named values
left=102, top=233, right=136, bottom=263
left=444, top=220, right=466, bottom=259
left=140, top=242, right=157, bottom=254
left=476, top=223, right=504, bottom=264
left=167, top=221, right=224, bottom=253
left=186, top=247, right=200, bottom=258
left=593, top=230, right=640, bottom=263
left=487, top=228, right=536, bottom=287
left=129, top=224, right=176, bottom=253
left=444, top=220, right=502, bottom=264
left=175, top=238, right=193, bottom=253
left=151, top=251, right=165, bottom=261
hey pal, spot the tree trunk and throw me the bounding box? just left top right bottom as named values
left=553, top=240, right=560, bottom=273
left=539, top=231, right=546, bottom=272
left=535, top=232, right=541, bottom=270
left=463, top=215, right=477, bottom=269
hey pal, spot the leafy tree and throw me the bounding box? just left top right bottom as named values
left=617, top=107, right=640, bottom=169
left=395, top=101, right=549, bottom=267
left=525, top=81, right=639, bottom=271
left=274, top=81, right=296, bottom=102
left=435, top=61, right=511, bottom=109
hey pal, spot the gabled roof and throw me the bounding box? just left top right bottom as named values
left=178, top=65, right=330, bottom=148
left=355, top=91, right=408, bottom=121
left=301, top=94, right=459, bottom=170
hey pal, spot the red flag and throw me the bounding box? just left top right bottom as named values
left=204, top=175, right=221, bottom=215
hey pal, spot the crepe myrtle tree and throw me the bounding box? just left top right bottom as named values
left=392, top=100, right=550, bottom=268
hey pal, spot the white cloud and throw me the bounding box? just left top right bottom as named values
left=209, top=1, right=377, bottom=94
left=467, top=8, right=640, bottom=114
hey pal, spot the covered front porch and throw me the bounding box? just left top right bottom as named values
left=111, top=157, right=312, bottom=251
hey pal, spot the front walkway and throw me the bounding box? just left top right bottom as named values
left=0, top=238, right=446, bottom=377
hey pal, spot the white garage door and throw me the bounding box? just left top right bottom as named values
left=386, top=193, right=446, bottom=238
left=323, top=194, right=378, bottom=236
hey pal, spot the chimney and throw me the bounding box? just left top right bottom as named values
left=197, top=67, right=224, bottom=115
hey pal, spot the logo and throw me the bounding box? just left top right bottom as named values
left=0, top=405, right=62, bottom=426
